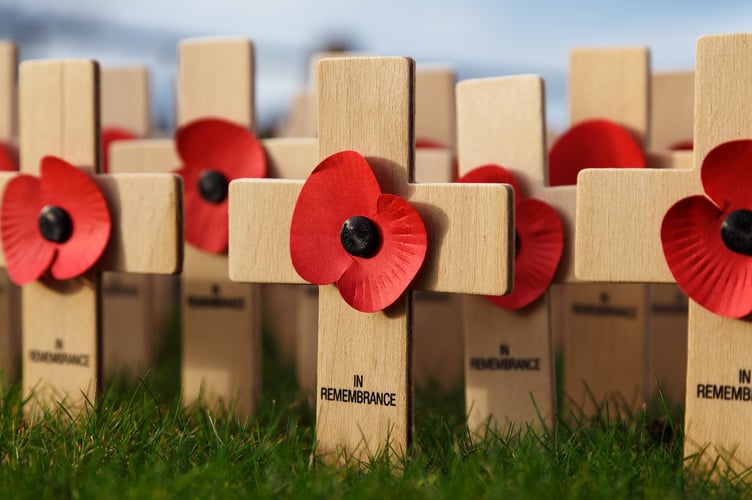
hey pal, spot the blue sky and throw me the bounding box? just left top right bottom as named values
left=2, top=0, right=752, bottom=130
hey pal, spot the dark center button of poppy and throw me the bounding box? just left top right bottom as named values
left=340, top=216, right=380, bottom=258
left=198, top=169, right=228, bottom=204
left=38, top=205, right=73, bottom=244
left=721, top=209, right=752, bottom=256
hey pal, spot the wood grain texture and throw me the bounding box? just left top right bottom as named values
left=456, top=75, right=558, bottom=430
left=649, top=71, right=694, bottom=151
left=101, top=64, right=156, bottom=380
left=647, top=284, right=687, bottom=403
left=19, top=60, right=182, bottom=416
left=259, top=137, right=318, bottom=364
left=19, top=60, right=99, bottom=415
left=415, top=66, right=456, bottom=148
left=101, top=66, right=150, bottom=136
left=561, top=284, right=648, bottom=415
left=576, top=33, right=752, bottom=472
left=0, top=41, right=16, bottom=141
left=569, top=47, right=649, bottom=147
left=464, top=294, right=555, bottom=432
left=109, top=139, right=178, bottom=174
left=176, top=37, right=260, bottom=417
left=177, top=38, right=254, bottom=128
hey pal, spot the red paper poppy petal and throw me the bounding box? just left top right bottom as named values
left=416, top=139, right=445, bottom=149
left=290, top=151, right=382, bottom=284
left=1, top=174, right=55, bottom=284
left=101, top=127, right=137, bottom=174
left=39, top=157, right=111, bottom=280
left=701, top=140, right=752, bottom=210
left=487, top=198, right=563, bottom=310
left=457, top=165, right=521, bottom=203
left=0, top=142, right=17, bottom=172
left=336, top=194, right=428, bottom=312
left=661, top=195, right=752, bottom=318
left=548, top=119, right=646, bottom=187
left=176, top=118, right=266, bottom=181
left=184, top=187, right=229, bottom=253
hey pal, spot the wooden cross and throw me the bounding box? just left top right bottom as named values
left=457, top=75, right=576, bottom=431
left=644, top=70, right=694, bottom=405
left=555, top=47, right=651, bottom=416
left=100, top=65, right=161, bottom=380
left=289, top=64, right=461, bottom=395
left=229, top=56, right=513, bottom=461
left=0, top=59, right=182, bottom=416
left=576, top=33, right=752, bottom=472
left=0, top=41, right=19, bottom=383
left=110, top=38, right=318, bottom=416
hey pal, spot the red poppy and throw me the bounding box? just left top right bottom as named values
left=0, top=142, right=17, bottom=172
left=548, top=119, right=645, bottom=186
left=670, top=140, right=693, bottom=151
left=102, top=127, right=138, bottom=174
left=661, top=140, right=752, bottom=318
left=1, top=156, right=111, bottom=285
left=175, top=118, right=266, bottom=253
left=289, top=150, right=427, bottom=313
left=458, top=165, right=563, bottom=309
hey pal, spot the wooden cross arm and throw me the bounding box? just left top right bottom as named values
left=95, top=174, right=183, bottom=274
left=110, top=139, right=177, bottom=174
left=228, top=179, right=513, bottom=296
left=228, top=179, right=306, bottom=284
left=575, top=168, right=699, bottom=282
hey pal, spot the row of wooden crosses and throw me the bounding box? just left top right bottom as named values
left=0, top=32, right=748, bottom=473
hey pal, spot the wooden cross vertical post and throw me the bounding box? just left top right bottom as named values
left=100, top=65, right=160, bottom=379
left=229, top=56, right=514, bottom=460
left=4, top=59, right=181, bottom=415
left=0, top=41, right=19, bottom=382
left=645, top=70, right=694, bottom=404
left=457, top=75, right=577, bottom=431
left=576, top=33, right=752, bottom=472
left=411, top=66, right=464, bottom=390
left=557, top=48, right=651, bottom=415
left=109, top=38, right=319, bottom=414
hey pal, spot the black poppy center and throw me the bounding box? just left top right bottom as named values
left=198, top=169, right=229, bottom=204
left=340, top=216, right=380, bottom=258
left=721, top=209, right=752, bottom=256
left=38, top=205, right=73, bottom=244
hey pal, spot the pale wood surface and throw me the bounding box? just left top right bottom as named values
left=20, top=60, right=99, bottom=415
left=177, top=38, right=254, bottom=128
left=569, top=47, right=649, bottom=147
left=19, top=60, right=182, bottom=416
left=644, top=71, right=693, bottom=405
left=296, top=286, right=318, bottom=395
left=464, top=294, right=555, bottom=431
left=101, top=64, right=155, bottom=380
left=649, top=71, right=694, bottom=151
left=260, top=137, right=318, bottom=366
left=109, top=139, right=178, bottom=174
left=412, top=151, right=462, bottom=390
left=229, top=57, right=513, bottom=461
left=456, top=75, right=558, bottom=431
left=562, top=283, right=648, bottom=414
left=101, top=66, right=150, bottom=136
left=576, top=33, right=752, bottom=472
left=182, top=279, right=260, bottom=416
left=415, top=66, right=455, bottom=148
left=0, top=42, right=18, bottom=382
left=0, top=41, right=17, bottom=141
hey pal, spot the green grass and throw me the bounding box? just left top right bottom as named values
left=0, top=314, right=750, bottom=498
